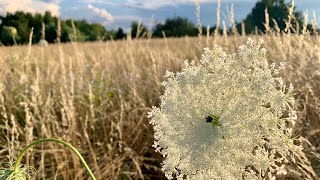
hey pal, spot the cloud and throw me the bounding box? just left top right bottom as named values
left=80, top=0, right=101, bottom=3
left=0, top=0, right=60, bottom=16
left=41, top=0, right=62, bottom=3
left=124, top=0, right=255, bottom=10
left=78, top=0, right=119, bottom=6
left=87, top=4, right=114, bottom=23
left=124, top=0, right=183, bottom=10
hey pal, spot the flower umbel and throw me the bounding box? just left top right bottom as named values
left=0, top=163, right=36, bottom=180
left=149, top=38, right=298, bottom=179
left=0, top=138, right=96, bottom=180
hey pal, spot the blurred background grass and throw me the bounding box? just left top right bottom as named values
left=0, top=0, right=320, bottom=179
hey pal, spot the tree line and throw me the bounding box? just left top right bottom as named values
left=0, top=0, right=317, bottom=46
left=0, top=11, right=112, bottom=45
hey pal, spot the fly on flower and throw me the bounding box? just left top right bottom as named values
left=205, top=116, right=213, bottom=123
left=206, top=115, right=222, bottom=127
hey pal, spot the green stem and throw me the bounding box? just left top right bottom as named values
left=13, top=138, right=96, bottom=180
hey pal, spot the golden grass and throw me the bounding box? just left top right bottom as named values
left=0, top=34, right=319, bottom=179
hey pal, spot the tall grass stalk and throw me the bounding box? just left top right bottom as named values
left=1, top=138, right=96, bottom=180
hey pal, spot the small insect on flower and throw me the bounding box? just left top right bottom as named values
left=205, top=116, right=213, bottom=123
left=205, top=115, right=222, bottom=127
left=149, top=38, right=298, bottom=179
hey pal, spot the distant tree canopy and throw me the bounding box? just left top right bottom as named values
left=237, top=0, right=304, bottom=34
left=115, top=28, right=126, bottom=40
left=153, top=17, right=198, bottom=37
left=0, top=1, right=315, bottom=46
left=0, top=11, right=109, bottom=45
left=130, top=21, right=148, bottom=38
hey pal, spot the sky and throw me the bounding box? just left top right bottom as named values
left=0, top=0, right=320, bottom=30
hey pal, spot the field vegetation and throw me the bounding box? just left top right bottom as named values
left=0, top=0, right=320, bottom=179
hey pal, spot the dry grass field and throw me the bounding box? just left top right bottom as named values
left=0, top=33, right=320, bottom=179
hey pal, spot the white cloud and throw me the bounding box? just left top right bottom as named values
left=114, top=15, right=143, bottom=21
left=80, top=0, right=101, bottom=3
left=42, top=0, right=63, bottom=3
left=87, top=4, right=114, bottom=23
left=124, top=0, right=255, bottom=10
left=0, top=0, right=60, bottom=16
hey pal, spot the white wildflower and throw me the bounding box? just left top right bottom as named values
left=38, top=39, right=48, bottom=47
left=0, top=163, right=36, bottom=180
left=149, top=38, right=298, bottom=179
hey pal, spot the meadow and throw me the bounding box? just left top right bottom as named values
left=0, top=31, right=320, bottom=179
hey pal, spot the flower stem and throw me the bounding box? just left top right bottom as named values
left=13, top=138, right=96, bottom=180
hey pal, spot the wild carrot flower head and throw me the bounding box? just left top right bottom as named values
left=148, top=38, right=298, bottom=179
left=0, top=163, right=36, bottom=180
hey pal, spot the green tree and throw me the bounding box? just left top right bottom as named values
left=43, top=11, right=55, bottom=25
left=0, top=11, right=110, bottom=45
left=87, top=23, right=107, bottom=41
left=32, top=13, right=44, bottom=43
left=71, top=20, right=107, bottom=41
left=45, top=22, right=58, bottom=43
left=0, top=11, right=33, bottom=43
left=130, top=21, right=148, bottom=38
left=64, top=20, right=86, bottom=42
left=237, top=0, right=303, bottom=34
left=115, top=28, right=126, bottom=40
left=60, top=21, right=73, bottom=42
left=153, top=17, right=197, bottom=37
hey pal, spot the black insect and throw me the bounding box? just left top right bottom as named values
left=205, top=115, right=222, bottom=127
left=206, top=116, right=213, bottom=123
